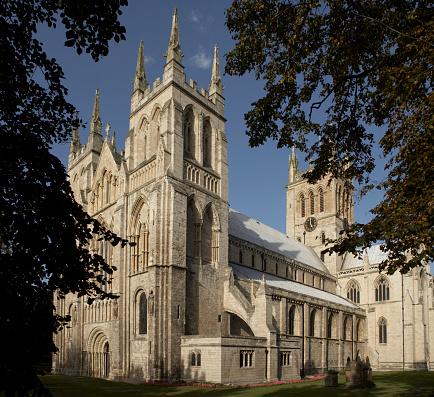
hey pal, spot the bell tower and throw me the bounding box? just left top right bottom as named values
left=285, top=147, right=354, bottom=276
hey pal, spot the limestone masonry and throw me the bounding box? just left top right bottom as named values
left=53, top=9, right=434, bottom=383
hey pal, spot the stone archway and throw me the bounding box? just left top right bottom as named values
left=87, top=329, right=110, bottom=378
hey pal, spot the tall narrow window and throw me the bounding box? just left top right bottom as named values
left=239, top=250, right=243, bottom=264
left=203, top=121, right=212, bottom=166
left=319, top=188, right=324, bottom=212
left=300, top=194, right=305, bottom=217
left=347, top=280, right=361, bottom=303
left=379, top=317, right=387, bottom=343
left=327, top=313, right=333, bottom=338
left=375, top=276, right=390, bottom=302
left=321, top=232, right=326, bottom=244
left=139, top=292, right=147, bottom=334
left=309, top=310, right=316, bottom=337
left=252, top=254, right=255, bottom=268
left=309, top=191, right=315, bottom=215
left=288, top=306, right=296, bottom=335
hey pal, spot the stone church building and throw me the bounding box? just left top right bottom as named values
left=53, top=10, right=434, bottom=383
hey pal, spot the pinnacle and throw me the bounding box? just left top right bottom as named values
left=133, top=41, right=148, bottom=92
left=164, top=8, right=183, bottom=63
left=209, top=44, right=223, bottom=96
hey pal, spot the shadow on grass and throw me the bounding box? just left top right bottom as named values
left=37, top=371, right=434, bottom=397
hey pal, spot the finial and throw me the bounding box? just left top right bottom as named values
left=133, top=41, right=148, bottom=92
left=164, top=8, right=183, bottom=63
left=105, top=123, right=111, bottom=141
left=112, top=130, right=117, bottom=151
left=90, top=88, right=102, bottom=135
left=69, top=112, right=81, bottom=154
left=209, top=44, right=224, bottom=96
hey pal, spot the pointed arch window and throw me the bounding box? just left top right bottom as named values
left=309, top=191, right=315, bottom=215
left=319, top=188, right=324, bottom=212
left=347, top=280, right=360, bottom=303
left=375, top=276, right=390, bottom=301
left=139, top=292, right=147, bottom=334
left=327, top=313, right=334, bottom=338
left=309, top=309, right=316, bottom=337
left=203, top=120, right=212, bottom=167
left=300, top=194, right=305, bottom=217
left=183, top=108, right=195, bottom=156
left=288, top=305, right=296, bottom=335
left=378, top=317, right=387, bottom=343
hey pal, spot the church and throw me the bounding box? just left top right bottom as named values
left=53, top=9, right=434, bottom=383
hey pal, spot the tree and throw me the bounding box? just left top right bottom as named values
left=225, top=0, right=434, bottom=274
left=0, top=1, right=128, bottom=395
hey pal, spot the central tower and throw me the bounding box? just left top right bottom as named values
left=285, top=148, right=354, bottom=275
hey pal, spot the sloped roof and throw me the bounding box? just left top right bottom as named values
left=341, top=244, right=388, bottom=270
left=230, top=263, right=359, bottom=309
left=229, top=208, right=328, bottom=273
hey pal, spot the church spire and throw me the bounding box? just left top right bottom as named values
left=90, top=88, right=102, bottom=135
left=87, top=89, right=103, bottom=152
left=133, top=41, right=148, bottom=92
left=288, top=146, right=299, bottom=184
left=69, top=112, right=81, bottom=154
left=209, top=44, right=223, bottom=96
left=164, top=8, right=183, bottom=64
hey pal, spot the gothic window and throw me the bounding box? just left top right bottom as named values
left=375, top=276, right=390, bottom=301
left=319, top=188, right=324, bottom=212
left=356, top=319, right=362, bottom=341
left=347, top=280, right=360, bottom=303
left=239, top=250, right=243, bottom=264
left=240, top=351, right=254, bottom=367
left=263, top=259, right=267, bottom=272
left=378, top=317, right=387, bottom=343
left=293, top=268, right=297, bottom=281
left=202, top=205, right=219, bottom=264
left=186, top=199, right=200, bottom=259
left=139, top=292, right=147, bottom=334
left=300, top=193, right=305, bottom=217
left=288, top=305, right=296, bottom=335
left=309, top=309, right=316, bottom=337
left=183, top=108, right=195, bottom=156
left=203, top=120, right=212, bottom=166
left=327, top=313, right=334, bottom=338
left=309, top=191, right=315, bottom=215
left=321, top=232, right=326, bottom=244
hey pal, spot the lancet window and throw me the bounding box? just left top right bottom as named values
left=300, top=193, right=305, bottom=217
left=183, top=108, right=195, bottom=157
left=319, top=188, right=324, bottom=212
left=309, top=191, right=315, bottom=215
left=347, top=280, right=360, bottom=303
left=378, top=317, right=387, bottom=343
left=138, top=292, right=147, bottom=335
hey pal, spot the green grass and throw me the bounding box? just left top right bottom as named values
left=33, top=371, right=434, bottom=396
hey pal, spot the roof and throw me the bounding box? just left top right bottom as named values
left=341, top=244, right=388, bottom=270
left=230, top=263, right=359, bottom=309
left=229, top=208, right=328, bottom=273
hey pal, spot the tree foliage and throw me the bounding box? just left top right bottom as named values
left=0, top=0, right=127, bottom=395
left=225, top=0, right=434, bottom=274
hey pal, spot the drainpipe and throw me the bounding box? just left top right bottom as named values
left=301, top=303, right=305, bottom=378
left=402, top=273, right=405, bottom=370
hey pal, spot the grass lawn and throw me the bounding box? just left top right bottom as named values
left=36, top=371, right=434, bottom=397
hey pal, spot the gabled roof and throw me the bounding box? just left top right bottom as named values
left=341, top=244, right=388, bottom=270
left=230, top=263, right=359, bottom=309
left=229, top=208, right=328, bottom=273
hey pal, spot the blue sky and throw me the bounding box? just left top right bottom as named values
left=45, top=1, right=387, bottom=234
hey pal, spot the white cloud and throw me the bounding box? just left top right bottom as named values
left=190, top=51, right=212, bottom=69
left=144, top=54, right=155, bottom=65
left=189, top=10, right=201, bottom=23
